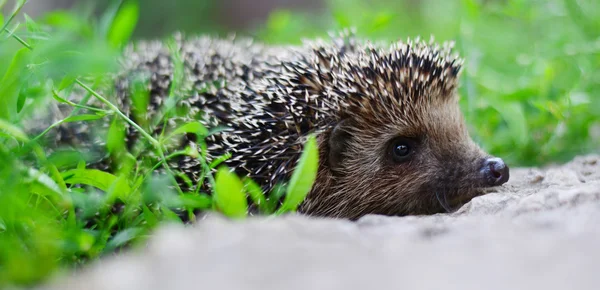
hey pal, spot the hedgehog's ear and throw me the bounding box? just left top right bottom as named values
left=328, top=119, right=352, bottom=174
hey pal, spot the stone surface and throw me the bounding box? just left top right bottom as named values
left=40, top=154, right=600, bottom=290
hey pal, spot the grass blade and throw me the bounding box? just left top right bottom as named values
left=62, top=113, right=107, bottom=123
left=277, top=135, right=319, bottom=214
left=0, top=0, right=27, bottom=37
left=0, top=47, right=31, bottom=120
left=104, top=227, right=142, bottom=253
left=0, top=118, right=29, bottom=142
left=167, top=121, right=209, bottom=141
left=62, top=168, right=131, bottom=194
left=213, top=166, right=247, bottom=219
left=107, top=0, right=139, bottom=48
left=243, top=177, right=269, bottom=214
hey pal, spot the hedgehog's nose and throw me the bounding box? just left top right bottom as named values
left=482, top=157, right=509, bottom=186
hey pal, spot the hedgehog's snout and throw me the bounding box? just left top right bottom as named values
left=481, top=157, right=510, bottom=186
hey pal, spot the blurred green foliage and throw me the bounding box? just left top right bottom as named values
left=0, top=0, right=599, bottom=288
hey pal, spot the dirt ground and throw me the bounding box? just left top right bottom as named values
left=40, top=154, right=600, bottom=290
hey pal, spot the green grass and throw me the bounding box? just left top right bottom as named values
left=0, top=0, right=599, bottom=287
left=0, top=0, right=317, bottom=287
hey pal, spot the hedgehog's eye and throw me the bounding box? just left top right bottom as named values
left=394, top=144, right=410, bottom=157
left=390, top=137, right=414, bottom=163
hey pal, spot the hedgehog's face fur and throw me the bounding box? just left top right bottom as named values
left=296, top=37, right=509, bottom=220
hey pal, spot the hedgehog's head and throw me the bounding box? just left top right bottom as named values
left=299, top=37, right=509, bottom=220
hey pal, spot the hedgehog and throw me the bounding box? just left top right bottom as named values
left=33, top=30, right=510, bottom=221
